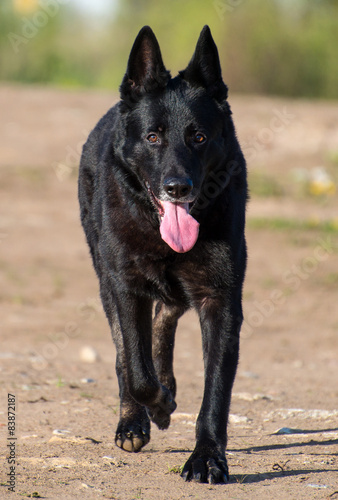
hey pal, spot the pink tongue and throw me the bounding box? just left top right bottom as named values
left=159, top=201, right=199, bottom=253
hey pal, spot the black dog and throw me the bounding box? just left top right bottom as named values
left=78, top=25, right=247, bottom=484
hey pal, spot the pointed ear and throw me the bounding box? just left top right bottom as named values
left=120, top=26, right=171, bottom=106
left=180, top=25, right=228, bottom=102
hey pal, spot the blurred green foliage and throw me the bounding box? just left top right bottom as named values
left=222, top=0, right=338, bottom=98
left=1, top=0, right=338, bottom=98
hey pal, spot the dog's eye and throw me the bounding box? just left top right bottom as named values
left=194, top=133, right=206, bottom=144
left=147, top=133, right=159, bottom=144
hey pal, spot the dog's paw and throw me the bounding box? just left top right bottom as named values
left=147, top=387, right=176, bottom=430
left=115, top=421, right=150, bottom=453
left=181, top=449, right=229, bottom=484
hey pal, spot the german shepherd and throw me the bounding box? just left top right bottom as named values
left=78, top=25, right=247, bottom=484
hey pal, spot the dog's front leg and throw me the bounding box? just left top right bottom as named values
left=115, top=292, right=177, bottom=431
left=182, top=296, right=242, bottom=484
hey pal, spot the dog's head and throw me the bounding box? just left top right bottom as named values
left=118, top=26, right=235, bottom=253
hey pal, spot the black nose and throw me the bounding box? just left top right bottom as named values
left=163, top=177, right=193, bottom=200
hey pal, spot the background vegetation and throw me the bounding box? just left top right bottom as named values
left=1, top=0, right=338, bottom=98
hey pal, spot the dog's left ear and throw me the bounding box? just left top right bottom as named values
left=120, top=26, right=171, bottom=106
left=180, top=25, right=228, bottom=102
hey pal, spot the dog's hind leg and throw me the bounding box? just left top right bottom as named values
left=152, top=302, right=185, bottom=398
left=113, top=293, right=176, bottom=431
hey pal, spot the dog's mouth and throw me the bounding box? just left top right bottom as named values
left=146, top=183, right=200, bottom=253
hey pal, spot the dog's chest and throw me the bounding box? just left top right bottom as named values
left=123, top=252, right=190, bottom=304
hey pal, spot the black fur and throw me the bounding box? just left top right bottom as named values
left=78, top=25, right=247, bottom=484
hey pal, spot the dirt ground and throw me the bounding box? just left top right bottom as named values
left=0, top=85, right=337, bottom=500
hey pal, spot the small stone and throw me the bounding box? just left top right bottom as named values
left=79, top=346, right=100, bottom=363
left=266, top=409, right=338, bottom=421
left=229, top=414, right=251, bottom=424
left=274, top=427, right=299, bottom=435
left=49, top=435, right=88, bottom=444
left=81, top=378, right=96, bottom=384
left=0, top=352, right=17, bottom=359
left=233, top=392, right=254, bottom=401
left=102, top=456, right=127, bottom=467
left=171, top=412, right=197, bottom=422
left=233, top=392, right=274, bottom=402
left=240, top=371, right=259, bottom=379
left=53, top=429, right=70, bottom=435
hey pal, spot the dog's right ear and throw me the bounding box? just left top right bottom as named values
left=120, top=26, right=171, bottom=106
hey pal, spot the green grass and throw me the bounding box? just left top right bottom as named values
left=80, top=392, right=93, bottom=399
left=52, top=272, right=66, bottom=298
left=327, top=151, right=338, bottom=166
left=55, top=376, right=65, bottom=388
left=318, top=272, right=338, bottom=287
left=248, top=217, right=338, bottom=233
left=167, top=464, right=183, bottom=475
left=249, top=172, right=285, bottom=198
left=1, top=1, right=338, bottom=98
